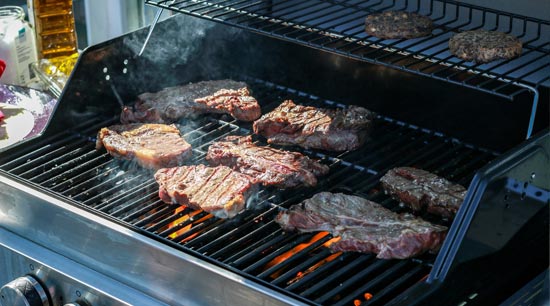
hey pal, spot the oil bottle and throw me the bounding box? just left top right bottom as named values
left=27, top=0, right=78, bottom=59
left=26, top=0, right=78, bottom=87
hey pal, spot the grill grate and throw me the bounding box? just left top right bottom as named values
left=0, top=79, right=497, bottom=305
left=145, top=0, right=550, bottom=101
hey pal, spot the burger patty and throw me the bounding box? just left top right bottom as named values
left=364, top=11, right=434, bottom=39
left=449, top=30, right=523, bottom=63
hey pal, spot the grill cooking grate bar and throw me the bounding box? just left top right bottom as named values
left=270, top=247, right=335, bottom=286
left=316, top=259, right=410, bottom=304
left=146, top=0, right=550, bottom=100
left=300, top=254, right=376, bottom=297
left=335, top=264, right=427, bottom=306
left=0, top=78, right=497, bottom=305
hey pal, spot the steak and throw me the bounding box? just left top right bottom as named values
left=380, top=167, right=467, bottom=218
left=206, top=135, right=329, bottom=188
left=275, top=192, right=447, bottom=259
left=96, top=123, right=192, bottom=169
left=154, top=164, right=259, bottom=219
left=121, top=80, right=261, bottom=123
left=253, top=100, right=376, bottom=151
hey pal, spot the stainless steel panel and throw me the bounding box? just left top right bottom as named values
left=0, top=228, right=163, bottom=306
left=0, top=174, right=305, bottom=306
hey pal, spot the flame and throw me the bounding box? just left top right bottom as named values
left=167, top=206, right=190, bottom=239
left=266, top=232, right=329, bottom=270
left=166, top=206, right=208, bottom=240
left=287, top=251, right=342, bottom=285
left=283, top=236, right=343, bottom=284
left=323, top=236, right=341, bottom=247
left=179, top=213, right=213, bottom=243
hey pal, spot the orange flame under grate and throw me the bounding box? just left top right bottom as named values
left=286, top=236, right=342, bottom=284
left=266, top=232, right=330, bottom=270
left=166, top=206, right=210, bottom=240
left=264, top=232, right=343, bottom=280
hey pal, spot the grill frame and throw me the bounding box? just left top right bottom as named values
left=0, top=12, right=548, bottom=306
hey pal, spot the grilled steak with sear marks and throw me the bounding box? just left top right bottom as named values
left=96, top=123, right=192, bottom=169
left=206, top=135, right=329, bottom=188
left=121, top=80, right=261, bottom=123
left=154, top=164, right=259, bottom=219
left=276, top=192, right=447, bottom=259
left=253, top=100, right=375, bottom=151
left=380, top=167, right=467, bottom=218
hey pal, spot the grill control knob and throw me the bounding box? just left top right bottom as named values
left=0, top=275, right=50, bottom=306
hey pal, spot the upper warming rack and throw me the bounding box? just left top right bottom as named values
left=144, top=0, right=549, bottom=101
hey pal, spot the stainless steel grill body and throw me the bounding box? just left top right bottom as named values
left=0, top=11, right=547, bottom=306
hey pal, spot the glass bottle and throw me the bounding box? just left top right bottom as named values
left=27, top=0, right=78, bottom=59
left=0, top=6, right=38, bottom=85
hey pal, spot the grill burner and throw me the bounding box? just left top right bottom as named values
left=0, top=79, right=496, bottom=305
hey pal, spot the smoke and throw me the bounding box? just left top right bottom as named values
left=123, top=13, right=232, bottom=69
left=88, top=14, right=257, bottom=219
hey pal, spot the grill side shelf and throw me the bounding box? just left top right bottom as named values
left=425, top=128, right=549, bottom=304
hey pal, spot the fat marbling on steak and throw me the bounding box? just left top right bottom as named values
left=154, top=164, right=259, bottom=219
left=380, top=167, right=467, bottom=218
left=121, top=80, right=261, bottom=123
left=206, top=135, right=329, bottom=188
left=275, top=192, right=447, bottom=259
left=96, top=123, right=192, bottom=169
left=253, top=100, right=376, bottom=151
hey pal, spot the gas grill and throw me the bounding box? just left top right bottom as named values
left=0, top=1, right=548, bottom=305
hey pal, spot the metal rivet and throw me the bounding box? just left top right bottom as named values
left=521, top=192, right=526, bottom=200
left=103, top=67, right=108, bottom=73
left=105, top=75, right=110, bottom=81
left=123, top=59, right=129, bottom=65
left=76, top=290, right=81, bottom=297
left=123, top=68, right=128, bottom=74
left=29, top=263, right=34, bottom=270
